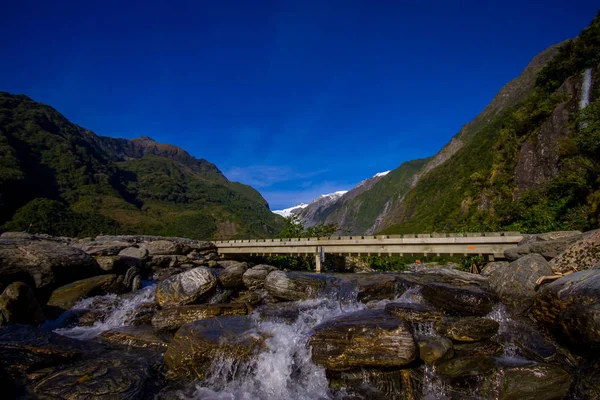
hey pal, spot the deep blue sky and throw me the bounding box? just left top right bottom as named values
left=1, top=1, right=598, bottom=209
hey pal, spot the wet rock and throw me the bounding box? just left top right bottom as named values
left=0, top=325, right=92, bottom=388
left=119, top=245, right=149, bottom=260
left=418, top=337, right=454, bottom=364
left=164, top=316, right=263, bottom=379
left=0, top=238, right=102, bottom=300
left=129, top=302, right=157, bottom=326
left=152, top=303, right=248, bottom=331
left=335, top=273, right=401, bottom=302
left=327, top=368, right=420, bottom=400
left=436, top=355, right=496, bottom=378
left=309, top=309, right=416, bottom=370
left=242, top=264, right=277, bottom=290
left=99, top=325, right=170, bottom=349
left=532, top=269, right=600, bottom=349
left=480, top=364, right=572, bottom=400
left=435, top=316, right=499, bottom=342
left=218, top=261, right=249, bottom=288
left=421, top=281, right=498, bottom=316
left=488, top=254, right=552, bottom=314
left=504, top=230, right=591, bottom=261
left=27, top=352, right=153, bottom=399
left=0, top=282, right=45, bottom=326
left=255, top=301, right=325, bottom=323
left=124, top=266, right=141, bottom=289
left=155, top=267, right=216, bottom=307
left=145, top=240, right=188, bottom=256
left=232, top=289, right=272, bottom=310
left=452, top=340, right=503, bottom=358
left=265, top=271, right=336, bottom=301
left=480, top=261, right=509, bottom=277
left=153, top=268, right=186, bottom=281
left=550, top=229, right=600, bottom=274
left=47, top=275, right=117, bottom=312
left=384, top=302, right=445, bottom=324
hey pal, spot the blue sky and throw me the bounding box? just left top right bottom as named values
left=1, top=1, right=598, bottom=209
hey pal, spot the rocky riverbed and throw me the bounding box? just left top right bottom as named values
left=1, top=230, right=599, bottom=399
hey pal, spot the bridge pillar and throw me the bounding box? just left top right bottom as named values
left=315, top=253, right=322, bottom=273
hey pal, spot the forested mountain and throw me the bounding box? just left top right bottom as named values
left=0, top=94, right=284, bottom=239
left=298, top=12, right=600, bottom=235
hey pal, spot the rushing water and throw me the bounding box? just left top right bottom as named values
left=48, top=284, right=156, bottom=340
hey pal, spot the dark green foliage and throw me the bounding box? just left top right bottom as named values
left=0, top=92, right=284, bottom=239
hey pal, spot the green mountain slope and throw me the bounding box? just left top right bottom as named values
left=0, top=93, right=284, bottom=239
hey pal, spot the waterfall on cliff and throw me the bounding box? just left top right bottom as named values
left=579, top=68, right=593, bottom=110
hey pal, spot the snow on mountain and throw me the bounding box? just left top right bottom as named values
left=273, top=203, right=309, bottom=217
left=374, top=170, right=391, bottom=178
left=319, top=190, right=348, bottom=200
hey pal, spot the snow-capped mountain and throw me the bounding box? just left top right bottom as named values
left=272, top=203, right=309, bottom=218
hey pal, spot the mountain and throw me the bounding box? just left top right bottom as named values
left=0, top=93, right=284, bottom=239
left=300, top=11, right=600, bottom=235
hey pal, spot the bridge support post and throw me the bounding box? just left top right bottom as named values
left=315, top=253, right=322, bottom=273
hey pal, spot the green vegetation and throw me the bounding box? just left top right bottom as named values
left=0, top=92, right=284, bottom=239
left=382, top=12, right=600, bottom=235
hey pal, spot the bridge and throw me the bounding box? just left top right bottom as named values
left=214, top=232, right=523, bottom=272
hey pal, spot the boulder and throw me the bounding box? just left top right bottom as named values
left=242, top=264, right=277, bottom=290
left=155, top=267, right=216, bottom=307
left=118, top=245, right=149, bottom=260
left=164, top=316, right=263, bottom=379
left=76, top=241, right=131, bottom=256
left=421, top=281, right=498, bottom=316
left=532, top=269, right=600, bottom=349
left=504, top=231, right=591, bottom=261
left=265, top=271, right=336, bottom=301
left=480, top=261, right=509, bottom=277
left=326, top=368, right=420, bottom=400
left=480, top=364, right=572, bottom=400
left=149, top=255, right=188, bottom=269
left=95, top=255, right=143, bottom=273
left=0, top=238, right=102, bottom=300
left=384, top=302, right=445, bottom=324
left=436, top=355, right=496, bottom=378
left=0, top=282, right=45, bottom=326
left=488, top=254, right=553, bottom=314
left=99, top=326, right=170, bottom=349
left=47, top=274, right=117, bottom=312
left=27, top=352, right=152, bottom=399
left=152, top=303, right=248, bottom=331
left=334, top=273, right=401, bottom=302
left=550, top=229, right=600, bottom=274
left=218, top=262, right=249, bottom=288
left=435, top=317, right=499, bottom=342
left=309, top=309, right=416, bottom=370
left=418, top=337, right=454, bottom=364
left=145, top=240, right=187, bottom=256
left=452, top=340, right=503, bottom=358
left=153, top=268, right=186, bottom=281
left=256, top=301, right=325, bottom=323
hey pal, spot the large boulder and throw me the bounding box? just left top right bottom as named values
left=152, top=303, right=248, bottom=331
left=47, top=275, right=117, bottom=312
left=309, top=309, right=416, bottom=370
left=531, top=269, right=600, bottom=349
left=265, top=271, right=336, bottom=301
left=326, top=368, right=420, bottom=400
left=118, top=245, right=149, bottom=260
left=145, top=240, right=188, bottom=256
left=504, top=231, right=591, bottom=261
left=384, top=302, right=446, bottom=324
left=435, top=317, right=499, bottom=342
left=94, top=255, right=142, bottom=273
left=0, top=238, right=102, bottom=300
left=155, top=267, right=216, bottom=307
left=76, top=240, right=131, bottom=256
left=242, top=264, right=277, bottom=290
left=421, top=281, right=498, bottom=316
left=0, top=282, right=45, bottom=326
left=217, top=262, right=249, bottom=288
left=99, top=326, right=170, bottom=349
left=334, top=273, right=401, bottom=302
left=549, top=229, right=600, bottom=274
left=164, top=316, right=263, bottom=379
left=488, top=254, right=553, bottom=314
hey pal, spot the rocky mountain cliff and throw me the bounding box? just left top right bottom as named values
left=0, top=93, right=284, bottom=239
left=300, top=12, right=600, bottom=235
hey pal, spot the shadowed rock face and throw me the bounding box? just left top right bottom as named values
left=309, top=309, right=416, bottom=370
left=421, top=282, right=498, bottom=316
left=480, top=364, right=572, bottom=400
left=435, top=317, right=499, bottom=342
left=242, top=264, right=276, bottom=290
left=549, top=229, right=600, bottom=274
left=164, top=316, right=263, bottom=380
left=99, top=325, right=170, bottom=350
left=488, top=254, right=553, bottom=314
left=217, top=262, right=249, bottom=288
left=0, top=238, right=102, bottom=300
left=155, top=267, right=216, bottom=307
left=0, top=282, right=45, bottom=326
left=532, top=269, right=600, bottom=350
